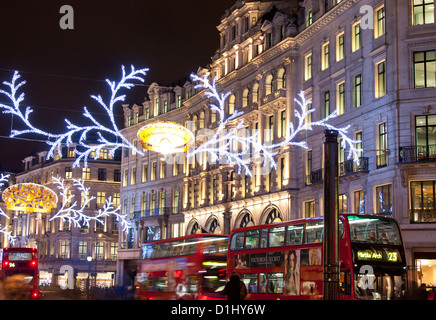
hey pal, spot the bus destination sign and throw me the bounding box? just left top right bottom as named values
left=356, top=248, right=399, bottom=262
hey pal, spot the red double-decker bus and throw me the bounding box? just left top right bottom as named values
left=0, top=248, right=39, bottom=299
left=135, top=234, right=228, bottom=300
left=227, top=214, right=407, bottom=300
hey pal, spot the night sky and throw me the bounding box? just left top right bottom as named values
left=0, top=0, right=236, bottom=171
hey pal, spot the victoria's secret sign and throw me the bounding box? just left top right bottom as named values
left=234, top=252, right=284, bottom=268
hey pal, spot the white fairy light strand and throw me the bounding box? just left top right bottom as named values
left=51, top=177, right=131, bottom=232
left=0, top=65, right=148, bottom=168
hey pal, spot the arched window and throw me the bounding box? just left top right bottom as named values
left=239, top=212, right=255, bottom=227
left=252, top=83, right=259, bottom=103
left=277, top=68, right=286, bottom=89
left=229, top=94, right=236, bottom=115
left=265, top=208, right=282, bottom=224
left=242, top=88, right=249, bottom=108
left=265, top=74, right=273, bottom=95
left=208, top=218, right=221, bottom=233
left=189, top=221, right=200, bottom=234
left=199, top=111, right=205, bottom=129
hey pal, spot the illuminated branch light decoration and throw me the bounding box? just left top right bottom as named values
left=267, top=91, right=362, bottom=162
left=189, top=74, right=277, bottom=177
left=189, top=74, right=362, bottom=177
left=51, top=177, right=130, bottom=232
left=0, top=174, right=16, bottom=244
left=0, top=66, right=361, bottom=233
left=0, top=65, right=148, bottom=168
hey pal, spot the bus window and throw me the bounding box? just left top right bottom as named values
left=286, top=225, right=304, bottom=245
left=244, top=230, right=260, bottom=249
left=267, top=273, right=284, bottom=294
left=305, top=221, right=323, bottom=244
left=187, top=275, right=200, bottom=293
left=230, top=232, right=245, bottom=250
left=242, top=274, right=258, bottom=293
left=259, top=273, right=267, bottom=293
left=202, top=238, right=229, bottom=254
left=269, top=226, right=285, bottom=247
left=260, top=229, right=268, bottom=248
left=147, top=276, right=168, bottom=292
left=348, top=216, right=401, bottom=245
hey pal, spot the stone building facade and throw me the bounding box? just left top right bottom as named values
left=118, top=0, right=436, bottom=288
left=13, top=146, right=121, bottom=290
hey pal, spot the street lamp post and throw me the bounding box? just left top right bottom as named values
left=87, top=256, right=92, bottom=300
left=323, top=130, right=340, bottom=300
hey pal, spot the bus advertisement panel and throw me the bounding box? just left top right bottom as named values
left=227, top=214, right=407, bottom=300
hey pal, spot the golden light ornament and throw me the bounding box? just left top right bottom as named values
left=137, top=121, right=194, bottom=154
left=2, top=183, right=58, bottom=213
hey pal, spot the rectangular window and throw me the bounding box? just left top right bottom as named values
left=414, top=50, right=436, bottom=88
left=177, top=95, right=182, bottom=108
left=142, top=164, right=148, bottom=183
left=377, top=122, right=388, bottom=168
left=97, top=192, right=106, bottom=209
left=375, top=184, right=392, bottom=215
left=160, top=161, right=166, bottom=179
left=354, top=74, right=362, bottom=108
left=114, top=169, right=121, bottom=182
left=141, top=195, right=147, bottom=215
left=95, top=242, right=104, bottom=261
left=323, top=91, right=330, bottom=117
left=60, top=240, right=70, bottom=259
left=306, top=9, right=313, bottom=27
left=131, top=167, right=136, bottom=185
left=98, top=168, right=107, bottom=181
left=413, top=0, right=435, bottom=25
left=339, top=194, right=348, bottom=213
left=305, top=150, right=312, bottom=185
left=280, top=110, right=286, bottom=137
left=173, top=189, right=179, bottom=214
left=322, top=42, right=330, bottom=70
left=375, top=7, right=385, bottom=38
left=352, top=22, right=361, bottom=52
left=336, top=32, right=345, bottom=61
left=82, top=168, right=90, bottom=180
left=123, top=169, right=128, bottom=187
left=305, top=53, right=312, bottom=81
left=151, top=162, right=157, bottom=181
left=354, top=190, right=365, bottom=214
left=78, top=241, right=88, bottom=260
left=337, top=82, right=345, bottom=115
left=65, top=167, right=72, bottom=179
left=304, top=200, right=315, bottom=218
left=375, top=61, right=386, bottom=98
left=415, top=115, right=436, bottom=160
left=113, top=193, right=120, bottom=208
left=410, top=181, right=436, bottom=222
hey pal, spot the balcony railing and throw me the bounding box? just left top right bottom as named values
left=306, top=168, right=323, bottom=185
left=399, top=145, right=436, bottom=163
left=339, top=157, right=369, bottom=176
left=131, top=208, right=170, bottom=220
left=306, top=157, right=369, bottom=185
